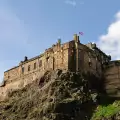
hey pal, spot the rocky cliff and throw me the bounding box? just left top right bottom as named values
left=0, top=69, right=120, bottom=120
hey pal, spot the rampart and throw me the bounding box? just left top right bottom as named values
left=104, top=61, right=120, bottom=97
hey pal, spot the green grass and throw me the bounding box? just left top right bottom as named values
left=92, top=101, right=120, bottom=120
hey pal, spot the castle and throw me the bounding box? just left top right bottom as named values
left=0, top=34, right=120, bottom=100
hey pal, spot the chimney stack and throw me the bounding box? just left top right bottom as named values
left=74, top=34, right=78, bottom=41
left=73, top=34, right=80, bottom=43
left=24, top=56, right=28, bottom=61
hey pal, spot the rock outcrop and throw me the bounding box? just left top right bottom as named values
left=0, top=69, right=120, bottom=120
left=0, top=70, right=98, bottom=120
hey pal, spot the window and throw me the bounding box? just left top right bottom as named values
left=22, top=67, right=24, bottom=73
left=88, top=52, right=91, bottom=57
left=89, top=61, right=92, bottom=67
left=89, top=57, right=91, bottom=62
left=96, top=56, right=98, bottom=61
left=28, top=65, right=30, bottom=71
left=39, top=60, right=42, bottom=67
left=88, top=57, right=92, bottom=67
left=34, top=63, right=36, bottom=69
left=46, top=57, right=49, bottom=62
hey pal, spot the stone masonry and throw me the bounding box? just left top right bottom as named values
left=0, top=34, right=118, bottom=101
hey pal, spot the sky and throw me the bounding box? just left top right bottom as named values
left=0, top=0, right=120, bottom=82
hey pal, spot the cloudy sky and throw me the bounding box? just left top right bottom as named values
left=0, top=0, right=120, bottom=82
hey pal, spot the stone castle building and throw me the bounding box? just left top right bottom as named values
left=0, top=34, right=120, bottom=100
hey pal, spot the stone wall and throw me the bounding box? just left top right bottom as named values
left=1, top=34, right=114, bottom=101
left=104, top=62, right=120, bottom=97
left=4, top=67, right=20, bottom=82
left=52, top=42, right=69, bottom=70
left=1, top=40, right=71, bottom=101
left=4, top=37, right=109, bottom=86
left=0, top=70, right=44, bottom=101
left=78, top=44, right=102, bottom=77
left=4, top=54, right=44, bottom=84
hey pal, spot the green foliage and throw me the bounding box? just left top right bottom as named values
left=92, top=101, right=120, bottom=120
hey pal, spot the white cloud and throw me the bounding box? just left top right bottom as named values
left=65, top=0, right=77, bottom=7
left=97, top=11, right=120, bottom=60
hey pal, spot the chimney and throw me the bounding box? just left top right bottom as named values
left=74, top=34, right=78, bottom=41
left=77, top=35, right=79, bottom=42
left=73, top=34, right=80, bottom=43
left=24, top=56, right=28, bottom=61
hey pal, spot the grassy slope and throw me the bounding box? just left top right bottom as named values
left=92, top=101, right=120, bottom=120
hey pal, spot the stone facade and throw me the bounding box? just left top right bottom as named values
left=104, top=61, right=120, bottom=97
left=3, top=34, right=110, bottom=83
left=0, top=34, right=117, bottom=101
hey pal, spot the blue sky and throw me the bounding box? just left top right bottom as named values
left=0, top=0, right=120, bottom=82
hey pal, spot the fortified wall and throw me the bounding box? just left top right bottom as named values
left=104, top=61, right=120, bottom=97
left=0, top=34, right=116, bottom=101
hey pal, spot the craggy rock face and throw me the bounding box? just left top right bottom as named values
left=0, top=69, right=99, bottom=120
